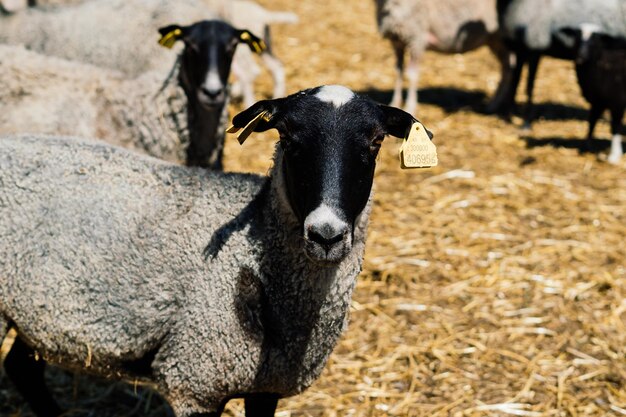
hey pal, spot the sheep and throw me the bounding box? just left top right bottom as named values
left=0, top=85, right=428, bottom=417
left=0, top=0, right=228, bottom=76
left=0, top=19, right=266, bottom=169
left=2, top=0, right=297, bottom=107
left=559, top=26, right=626, bottom=164
left=230, top=0, right=299, bottom=107
left=373, top=0, right=513, bottom=115
left=495, top=0, right=626, bottom=128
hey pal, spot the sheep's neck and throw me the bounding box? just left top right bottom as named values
left=185, top=95, right=228, bottom=170
left=253, top=154, right=369, bottom=395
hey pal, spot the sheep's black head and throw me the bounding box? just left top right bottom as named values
left=158, top=20, right=265, bottom=108
left=556, top=25, right=626, bottom=65
left=231, top=85, right=431, bottom=265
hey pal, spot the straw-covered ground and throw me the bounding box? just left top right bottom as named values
left=1, top=0, right=625, bottom=416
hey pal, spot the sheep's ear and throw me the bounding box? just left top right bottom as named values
left=379, top=104, right=433, bottom=140
left=228, top=98, right=285, bottom=144
left=158, top=24, right=186, bottom=49
left=237, top=29, right=266, bottom=54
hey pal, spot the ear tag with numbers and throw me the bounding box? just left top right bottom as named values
left=158, top=28, right=182, bottom=49
left=227, top=110, right=272, bottom=144
left=399, top=121, right=437, bottom=169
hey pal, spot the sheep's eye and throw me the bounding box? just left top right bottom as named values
left=369, top=134, right=384, bottom=154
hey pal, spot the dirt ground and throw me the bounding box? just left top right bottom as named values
left=2, top=0, right=625, bottom=416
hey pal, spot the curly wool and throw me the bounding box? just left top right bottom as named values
left=0, top=135, right=369, bottom=416
left=0, top=44, right=198, bottom=163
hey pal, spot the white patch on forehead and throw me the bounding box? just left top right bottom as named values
left=314, top=85, right=355, bottom=108
left=580, top=23, right=601, bottom=41
left=304, top=203, right=347, bottom=233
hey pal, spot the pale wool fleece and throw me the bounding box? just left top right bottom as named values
left=0, top=0, right=220, bottom=76
left=374, top=0, right=499, bottom=56
left=0, top=135, right=370, bottom=416
left=0, top=44, right=196, bottom=164
left=500, top=0, right=626, bottom=50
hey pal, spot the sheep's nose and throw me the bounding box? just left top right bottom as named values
left=307, top=223, right=347, bottom=248
left=202, top=86, right=223, bottom=99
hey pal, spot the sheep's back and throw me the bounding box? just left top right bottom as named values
left=0, top=0, right=218, bottom=76
left=501, top=0, right=626, bottom=50
left=0, top=45, right=115, bottom=139
left=374, top=0, right=498, bottom=54
left=0, top=134, right=266, bottom=376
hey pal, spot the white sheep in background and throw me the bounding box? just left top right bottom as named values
left=0, top=0, right=225, bottom=76
left=0, top=85, right=427, bottom=417
left=373, top=0, right=512, bottom=115
left=0, top=19, right=266, bottom=169
left=1, top=0, right=298, bottom=107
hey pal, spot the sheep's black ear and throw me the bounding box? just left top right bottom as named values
left=237, top=29, right=267, bottom=54
left=228, top=98, right=286, bottom=144
left=378, top=104, right=433, bottom=140
left=158, top=24, right=186, bottom=49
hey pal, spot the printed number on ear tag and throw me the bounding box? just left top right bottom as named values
left=227, top=110, right=272, bottom=145
left=159, top=28, right=182, bottom=49
left=399, top=121, right=438, bottom=169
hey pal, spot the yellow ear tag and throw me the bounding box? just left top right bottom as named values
left=227, top=110, right=272, bottom=145
left=158, top=28, right=182, bottom=49
left=252, top=39, right=267, bottom=54
left=399, top=121, right=438, bottom=169
left=240, top=31, right=266, bottom=54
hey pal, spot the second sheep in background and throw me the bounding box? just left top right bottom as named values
left=0, top=20, right=266, bottom=169
left=373, top=0, right=512, bottom=115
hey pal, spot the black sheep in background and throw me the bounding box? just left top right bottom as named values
left=566, top=27, right=626, bottom=164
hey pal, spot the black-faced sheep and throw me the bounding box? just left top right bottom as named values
left=0, top=20, right=266, bottom=169
left=0, top=85, right=432, bottom=417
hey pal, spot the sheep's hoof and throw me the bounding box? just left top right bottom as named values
left=607, top=153, right=622, bottom=165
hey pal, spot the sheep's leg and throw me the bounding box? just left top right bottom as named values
left=231, top=50, right=261, bottom=108
left=404, top=51, right=419, bottom=115
left=522, top=53, right=541, bottom=130
left=501, top=51, right=525, bottom=122
left=244, top=394, right=279, bottom=417
left=584, top=104, right=603, bottom=152
left=389, top=40, right=405, bottom=108
left=485, top=35, right=515, bottom=114
left=4, top=336, right=62, bottom=417
left=261, top=53, right=287, bottom=98
left=607, top=106, right=624, bottom=164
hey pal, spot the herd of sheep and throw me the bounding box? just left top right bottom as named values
left=0, top=0, right=625, bottom=416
